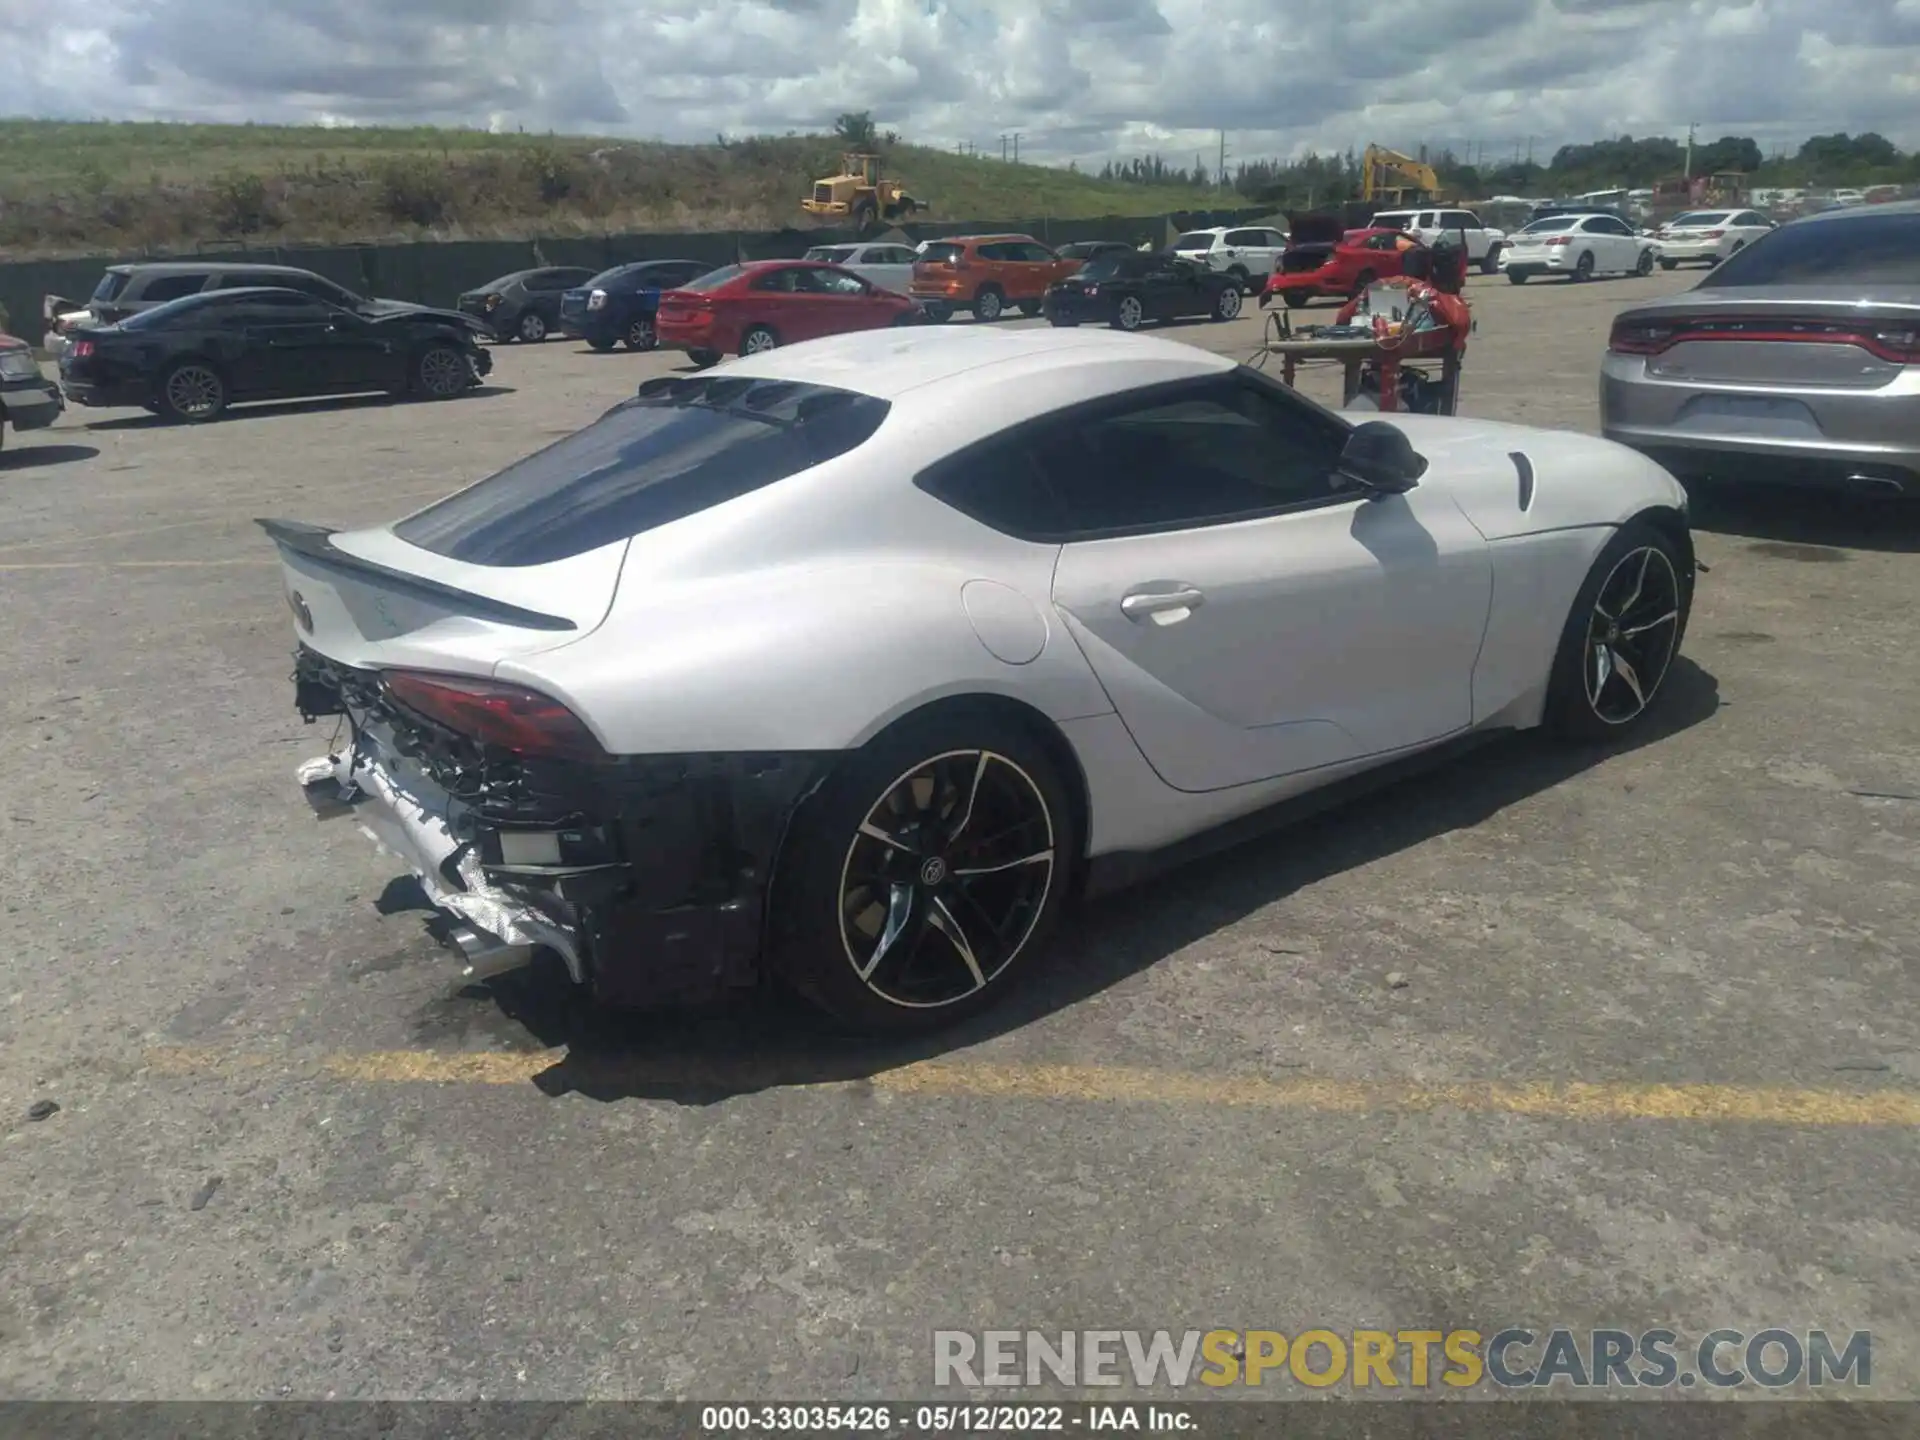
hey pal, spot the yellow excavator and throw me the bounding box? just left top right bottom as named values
left=1360, top=145, right=1445, bottom=206
left=801, top=152, right=927, bottom=234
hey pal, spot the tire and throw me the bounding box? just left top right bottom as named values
left=921, top=303, right=953, bottom=324
left=1480, top=245, right=1502, bottom=275
left=516, top=310, right=547, bottom=343
left=771, top=706, right=1077, bottom=1036
left=1049, top=318, right=1081, bottom=327
left=1283, top=290, right=1311, bottom=308
left=1659, top=258, right=1679, bottom=271
left=1211, top=285, right=1243, bottom=321
left=412, top=343, right=471, bottom=400
left=587, top=336, right=617, bottom=353
left=1572, top=251, right=1595, bottom=282
left=687, top=348, right=722, bottom=369
left=1635, top=249, right=1655, bottom=276
left=1017, top=300, right=1042, bottom=317
left=624, top=316, right=657, bottom=351
left=1110, top=294, right=1145, bottom=331
left=156, top=360, right=227, bottom=423
left=1507, top=270, right=1529, bottom=285
left=973, top=287, right=1005, bottom=322
left=1543, top=520, right=1693, bottom=744
left=739, top=325, right=779, bottom=357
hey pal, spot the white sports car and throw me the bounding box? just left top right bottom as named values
left=264, top=327, right=1696, bottom=1035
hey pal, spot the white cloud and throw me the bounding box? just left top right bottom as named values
left=0, top=0, right=1914, bottom=165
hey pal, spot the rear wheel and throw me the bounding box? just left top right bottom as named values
left=1111, top=294, right=1145, bottom=331
left=772, top=707, right=1076, bottom=1037
left=740, top=325, right=779, bottom=356
left=1659, top=258, right=1679, bottom=271
left=973, top=287, right=1005, bottom=322
left=1212, top=285, right=1243, bottom=321
left=1507, top=270, right=1530, bottom=285
left=1572, top=251, right=1595, bottom=282
left=1480, top=244, right=1503, bottom=275
left=625, top=316, right=657, bottom=351
left=157, top=361, right=227, bottom=423
left=516, top=310, right=547, bottom=343
left=412, top=343, right=471, bottom=400
left=1635, top=248, right=1655, bottom=276
left=1283, top=290, right=1311, bottom=308
left=1543, top=521, right=1691, bottom=743
left=1017, top=299, right=1041, bottom=317
left=687, top=348, right=723, bottom=369
left=587, top=336, right=618, bottom=353
left=921, top=303, right=953, bottom=324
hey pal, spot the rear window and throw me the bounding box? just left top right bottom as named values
left=391, top=376, right=892, bottom=567
left=1669, top=212, right=1730, bottom=227
left=1370, top=213, right=1414, bottom=230
left=918, top=243, right=966, bottom=265
left=805, top=247, right=855, bottom=263
left=119, top=292, right=225, bottom=330
left=91, top=271, right=132, bottom=302
left=1698, top=212, right=1920, bottom=289
left=1173, top=232, right=1216, bottom=250
left=676, top=264, right=744, bottom=293
left=586, top=266, right=639, bottom=290
left=1522, top=218, right=1579, bottom=233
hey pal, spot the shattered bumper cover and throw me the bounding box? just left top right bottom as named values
left=288, top=647, right=831, bottom=1005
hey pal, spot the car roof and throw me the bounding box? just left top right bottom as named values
left=1789, top=198, right=1920, bottom=225
left=107, top=261, right=318, bottom=277
left=716, top=326, right=1233, bottom=403
left=933, top=234, right=1037, bottom=245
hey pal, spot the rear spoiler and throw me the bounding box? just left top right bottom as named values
left=255, top=518, right=577, bottom=633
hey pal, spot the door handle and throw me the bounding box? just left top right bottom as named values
left=1120, top=586, right=1205, bottom=623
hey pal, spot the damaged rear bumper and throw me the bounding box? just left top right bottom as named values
left=289, top=647, right=831, bottom=1006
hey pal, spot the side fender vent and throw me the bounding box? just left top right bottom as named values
left=1510, top=451, right=1536, bottom=512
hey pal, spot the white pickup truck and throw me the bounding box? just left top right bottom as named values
left=1368, top=208, right=1509, bottom=274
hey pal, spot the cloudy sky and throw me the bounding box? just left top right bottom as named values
left=3, top=0, right=1918, bottom=166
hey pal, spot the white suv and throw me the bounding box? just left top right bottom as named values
left=1170, top=226, right=1289, bottom=291
left=1369, top=208, right=1509, bottom=274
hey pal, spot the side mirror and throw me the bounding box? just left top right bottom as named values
left=1336, top=421, right=1428, bottom=498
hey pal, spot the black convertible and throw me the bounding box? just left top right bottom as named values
left=58, top=286, right=492, bottom=423
left=1041, top=250, right=1245, bottom=331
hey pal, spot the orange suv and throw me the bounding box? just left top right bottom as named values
left=909, top=235, right=1082, bottom=323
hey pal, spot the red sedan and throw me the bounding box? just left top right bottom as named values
left=1261, top=227, right=1427, bottom=309
left=655, top=259, right=920, bottom=366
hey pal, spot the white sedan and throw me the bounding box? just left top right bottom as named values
left=264, top=326, right=1696, bottom=1035
left=1653, top=209, right=1776, bottom=269
left=1500, top=213, right=1658, bottom=283
left=801, top=242, right=919, bottom=294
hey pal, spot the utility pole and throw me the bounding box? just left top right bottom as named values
left=1012, top=132, right=1021, bottom=164
left=1684, top=121, right=1696, bottom=180
left=1218, top=128, right=1229, bottom=194
left=999, top=134, right=1008, bottom=162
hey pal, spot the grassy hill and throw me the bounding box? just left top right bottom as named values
left=0, top=120, right=1230, bottom=258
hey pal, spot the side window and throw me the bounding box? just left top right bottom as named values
left=1029, top=379, right=1345, bottom=535
left=1414, top=212, right=1437, bottom=229
left=524, top=270, right=566, bottom=292
left=917, top=436, right=1071, bottom=538
left=813, top=270, right=869, bottom=296
left=1444, top=211, right=1479, bottom=229
left=977, top=243, right=1015, bottom=262
left=244, top=293, right=333, bottom=324
left=1263, top=230, right=1286, bottom=248
left=1223, top=230, right=1257, bottom=247
left=137, top=274, right=212, bottom=303
left=750, top=268, right=800, bottom=293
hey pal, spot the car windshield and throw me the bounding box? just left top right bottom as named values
left=91, top=272, right=132, bottom=302
left=1523, top=218, right=1579, bottom=233
left=677, top=265, right=744, bottom=292
left=391, top=377, right=892, bottom=567
left=1371, top=214, right=1414, bottom=230
left=585, top=267, right=638, bottom=289
left=1669, top=212, right=1730, bottom=227
left=1076, top=256, right=1140, bottom=280
left=1698, top=212, right=1920, bottom=288
left=1173, top=233, right=1215, bottom=250
left=805, top=247, right=855, bottom=263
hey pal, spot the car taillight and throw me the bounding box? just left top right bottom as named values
left=1081, top=284, right=1100, bottom=296
left=382, top=671, right=610, bottom=762
left=1702, top=229, right=1725, bottom=240
left=1871, top=327, right=1920, bottom=362
left=70, top=339, right=95, bottom=359
left=484, top=294, right=502, bottom=310
left=586, top=288, right=608, bottom=311
left=1546, top=236, right=1573, bottom=247
left=1609, top=321, right=1678, bottom=355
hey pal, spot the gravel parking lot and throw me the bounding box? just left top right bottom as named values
left=3, top=267, right=1918, bottom=1402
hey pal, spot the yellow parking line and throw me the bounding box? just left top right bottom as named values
left=0, top=558, right=276, bottom=571
left=141, top=1048, right=1920, bottom=1126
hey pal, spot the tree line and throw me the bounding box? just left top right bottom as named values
left=1091, top=131, right=1914, bottom=202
